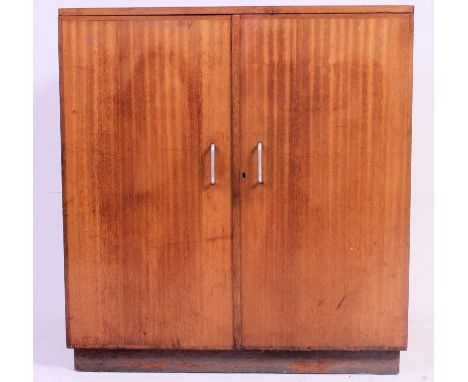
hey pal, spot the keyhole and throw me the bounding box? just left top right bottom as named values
left=242, top=172, right=246, bottom=179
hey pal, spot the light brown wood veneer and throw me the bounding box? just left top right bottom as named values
left=61, top=16, right=233, bottom=349
left=238, top=13, right=413, bottom=350
left=59, top=7, right=414, bottom=369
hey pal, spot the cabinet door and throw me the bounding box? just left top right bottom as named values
left=238, top=14, right=413, bottom=349
left=61, top=16, right=233, bottom=349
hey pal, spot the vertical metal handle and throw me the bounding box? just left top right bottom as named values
left=258, top=142, right=263, bottom=184
left=210, top=143, right=215, bottom=185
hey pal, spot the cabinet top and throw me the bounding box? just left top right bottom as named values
left=59, top=5, right=414, bottom=17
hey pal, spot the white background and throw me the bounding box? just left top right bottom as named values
left=31, top=1, right=433, bottom=381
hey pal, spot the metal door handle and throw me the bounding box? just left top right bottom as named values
left=210, top=144, right=215, bottom=185
left=258, top=142, right=263, bottom=184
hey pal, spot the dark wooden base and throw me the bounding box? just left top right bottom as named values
left=74, top=349, right=399, bottom=374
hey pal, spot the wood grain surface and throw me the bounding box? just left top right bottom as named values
left=238, top=14, right=413, bottom=350
left=60, top=7, right=414, bottom=356
left=60, top=16, right=233, bottom=349
left=59, top=6, right=414, bottom=17
left=74, top=349, right=399, bottom=374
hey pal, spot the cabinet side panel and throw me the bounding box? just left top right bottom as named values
left=239, top=14, right=413, bottom=349
left=61, top=16, right=233, bottom=349
left=58, top=16, right=71, bottom=348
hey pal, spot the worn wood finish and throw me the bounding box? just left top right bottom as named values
left=74, top=349, right=399, bottom=374
left=239, top=14, right=413, bottom=350
left=59, top=6, right=414, bottom=17
left=60, top=7, right=414, bottom=373
left=60, top=16, right=233, bottom=349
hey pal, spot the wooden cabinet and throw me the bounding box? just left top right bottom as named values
left=60, top=6, right=413, bottom=374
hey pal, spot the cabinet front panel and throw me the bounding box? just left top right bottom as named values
left=61, top=16, right=233, bottom=349
left=239, top=14, right=412, bottom=349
